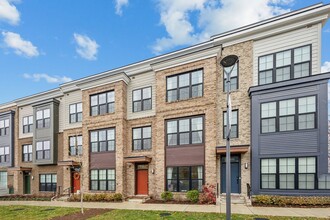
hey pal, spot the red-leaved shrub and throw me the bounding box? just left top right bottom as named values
left=199, top=183, right=216, bottom=204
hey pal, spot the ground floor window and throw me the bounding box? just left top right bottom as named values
left=260, top=157, right=316, bottom=190
left=90, top=169, right=115, bottom=191
left=0, top=172, right=7, bottom=189
left=39, top=174, right=57, bottom=192
left=166, top=166, right=203, bottom=192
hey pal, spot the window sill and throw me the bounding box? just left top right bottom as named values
left=90, top=151, right=116, bottom=154
left=132, top=149, right=152, bottom=152
left=89, top=190, right=116, bottom=193
left=166, top=96, right=203, bottom=104
left=260, top=128, right=317, bottom=136
left=166, top=144, right=204, bottom=148
left=90, top=112, right=115, bottom=117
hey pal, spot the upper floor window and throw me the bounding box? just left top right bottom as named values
left=69, top=135, right=82, bottom=156
left=166, top=116, right=203, bottom=146
left=0, top=119, right=9, bottom=136
left=261, top=96, right=316, bottom=133
left=69, top=103, right=82, bottom=123
left=133, top=87, right=152, bottom=112
left=90, top=169, right=115, bottom=191
left=36, top=140, right=50, bottom=160
left=90, top=91, right=115, bottom=116
left=223, top=110, right=238, bottom=138
left=166, top=70, right=203, bottom=102
left=23, top=116, right=33, bottom=133
left=224, top=63, right=238, bottom=92
left=39, top=174, right=57, bottom=192
left=36, top=109, right=50, bottom=129
left=259, top=45, right=311, bottom=85
left=22, top=144, right=32, bottom=162
left=133, top=126, right=151, bottom=150
left=0, top=146, right=9, bottom=163
left=90, top=128, right=115, bottom=152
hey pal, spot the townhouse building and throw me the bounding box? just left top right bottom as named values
left=0, top=3, right=329, bottom=201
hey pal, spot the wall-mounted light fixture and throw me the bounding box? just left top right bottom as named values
left=245, top=163, right=248, bottom=169
left=151, top=168, right=155, bottom=174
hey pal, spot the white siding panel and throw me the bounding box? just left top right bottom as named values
left=57, top=97, right=64, bottom=132
left=63, top=90, right=82, bottom=130
left=19, top=105, right=33, bottom=139
left=253, top=24, right=321, bottom=85
left=127, top=71, right=156, bottom=120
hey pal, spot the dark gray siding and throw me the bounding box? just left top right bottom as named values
left=249, top=73, right=330, bottom=196
left=0, top=111, right=15, bottom=168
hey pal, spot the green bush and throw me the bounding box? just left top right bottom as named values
left=253, top=195, right=330, bottom=207
left=161, top=191, right=173, bottom=202
left=68, top=193, right=123, bottom=202
left=186, top=190, right=199, bottom=203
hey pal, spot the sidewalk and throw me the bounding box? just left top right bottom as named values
left=0, top=200, right=329, bottom=218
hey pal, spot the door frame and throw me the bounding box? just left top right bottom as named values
left=23, top=172, right=31, bottom=194
left=220, top=154, right=241, bottom=194
left=135, top=163, right=149, bottom=195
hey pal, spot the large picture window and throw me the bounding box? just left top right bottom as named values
left=36, top=109, right=50, bottom=129
left=259, top=45, right=311, bottom=85
left=39, top=174, right=57, bottom=192
left=90, top=91, right=115, bottom=116
left=36, top=140, right=50, bottom=160
left=133, top=87, right=152, bottom=112
left=261, top=96, right=316, bottom=133
left=90, top=169, right=115, bottom=191
left=22, top=144, right=32, bottom=162
left=69, top=135, right=82, bottom=156
left=166, top=166, right=203, bottom=192
left=166, top=116, right=203, bottom=146
left=90, top=128, right=115, bottom=152
left=166, top=69, right=203, bottom=102
left=69, top=103, right=82, bottom=123
left=223, top=110, right=238, bottom=138
left=0, top=119, right=9, bottom=136
left=23, top=116, right=33, bottom=133
left=0, top=146, right=9, bottom=163
left=132, top=126, right=151, bottom=150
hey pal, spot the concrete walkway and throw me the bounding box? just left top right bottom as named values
left=0, top=200, right=329, bottom=218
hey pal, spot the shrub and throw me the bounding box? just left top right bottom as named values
left=161, top=191, right=173, bottom=202
left=253, top=195, right=330, bottom=207
left=68, top=193, right=123, bottom=202
left=199, top=184, right=216, bottom=204
left=186, top=190, right=199, bottom=203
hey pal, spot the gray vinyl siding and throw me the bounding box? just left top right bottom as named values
left=0, top=111, right=15, bottom=168
left=249, top=73, right=330, bottom=196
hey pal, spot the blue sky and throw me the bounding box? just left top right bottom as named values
left=0, top=0, right=330, bottom=104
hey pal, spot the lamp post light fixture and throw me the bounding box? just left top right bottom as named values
left=220, top=55, right=239, bottom=220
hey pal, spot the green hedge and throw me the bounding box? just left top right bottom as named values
left=0, top=195, right=52, bottom=201
left=160, top=191, right=173, bottom=201
left=253, top=195, right=330, bottom=207
left=68, top=193, right=123, bottom=202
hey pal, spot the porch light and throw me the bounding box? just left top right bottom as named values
left=220, top=54, right=239, bottom=220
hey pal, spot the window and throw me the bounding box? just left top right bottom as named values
left=69, top=103, right=82, bottom=123
left=36, top=109, right=50, bottom=129
left=318, top=175, right=330, bottom=189
left=90, top=169, right=115, bottom=191
left=223, top=110, right=238, bottom=138
left=22, top=144, right=32, bottom=162
left=223, top=63, right=238, bottom=91
left=133, top=87, right=152, bottom=112
left=259, top=45, right=311, bottom=85
left=132, top=126, right=151, bottom=150
left=261, top=96, right=316, bottom=133
left=260, top=157, right=316, bottom=190
left=36, top=141, right=50, bottom=160
left=90, top=128, right=115, bottom=152
left=166, top=69, right=203, bottom=102
left=166, top=166, right=203, bottom=192
left=23, top=116, right=33, bottom=133
left=0, top=172, right=7, bottom=189
left=69, top=135, right=82, bottom=156
left=0, top=119, right=9, bottom=136
left=0, top=146, right=9, bottom=163
left=39, top=174, right=57, bottom=192
left=166, top=116, right=203, bottom=146
left=90, top=91, right=115, bottom=116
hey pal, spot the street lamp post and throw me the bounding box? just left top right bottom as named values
left=220, top=55, right=239, bottom=220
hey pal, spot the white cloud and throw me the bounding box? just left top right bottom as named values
left=23, top=73, right=72, bottom=84
left=321, top=61, right=330, bottom=73
left=2, top=31, right=39, bottom=57
left=115, top=0, right=128, bottom=16
left=73, top=33, right=99, bottom=61
left=152, top=0, right=293, bottom=54
left=0, top=0, right=20, bottom=25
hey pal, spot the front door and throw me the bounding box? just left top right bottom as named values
left=72, top=172, right=81, bottom=193
left=221, top=155, right=241, bottom=193
left=23, top=173, right=31, bottom=194
left=136, top=164, right=148, bottom=195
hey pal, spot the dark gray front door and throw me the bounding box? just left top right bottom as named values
left=221, top=155, right=240, bottom=193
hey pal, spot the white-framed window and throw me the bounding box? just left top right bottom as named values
left=36, top=140, right=50, bottom=160
left=36, top=109, right=50, bottom=129
left=69, top=103, right=82, bottom=123
left=23, top=116, right=33, bottom=133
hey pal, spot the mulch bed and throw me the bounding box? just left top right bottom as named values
left=144, top=199, right=208, bottom=205
left=51, top=208, right=111, bottom=220
left=252, top=203, right=330, bottom=208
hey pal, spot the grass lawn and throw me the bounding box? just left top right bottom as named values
left=90, top=210, right=328, bottom=220
left=0, top=205, right=79, bottom=220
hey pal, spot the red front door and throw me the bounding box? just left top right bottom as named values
left=136, top=169, right=148, bottom=195
left=72, top=172, right=81, bottom=193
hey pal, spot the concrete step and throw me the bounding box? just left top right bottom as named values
left=219, top=195, right=246, bottom=204
left=54, top=195, right=70, bottom=202
left=127, top=196, right=150, bottom=203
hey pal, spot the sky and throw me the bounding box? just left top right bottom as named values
left=0, top=0, right=330, bottom=104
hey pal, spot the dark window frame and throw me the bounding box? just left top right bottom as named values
left=36, top=140, right=51, bottom=160
left=69, top=135, right=83, bottom=156
left=0, top=146, right=9, bottom=163
left=90, top=91, right=115, bottom=116
left=90, top=169, right=116, bottom=191
left=132, top=126, right=152, bottom=151
left=223, top=62, right=239, bottom=92
left=22, top=144, right=32, bottom=162
left=36, top=109, right=51, bottom=129
left=90, top=128, right=116, bottom=153
left=39, top=174, right=57, bottom=192
left=69, top=103, right=83, bottom=123
left=258, top=45, right=312, bottom=85
left=23, top=116, right=33, bottom=134
left=0, top=119, right=10, bottom=136
left=132, top=87, right=152, bottom=112
left=166, top=166, right=204, bottom=192
left=166, top=69, right=204, bottom=102
left=223, top=109, right=239, bottom=139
